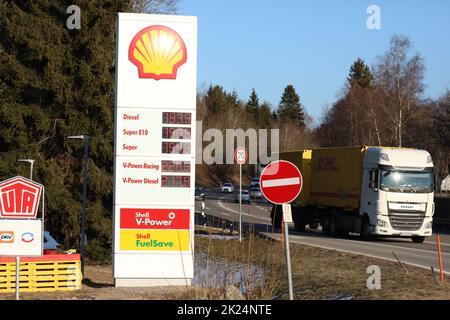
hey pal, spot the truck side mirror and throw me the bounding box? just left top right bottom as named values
left=369, top=169, right=375, bottom=189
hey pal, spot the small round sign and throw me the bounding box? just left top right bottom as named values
left=260, top=160, right=303, bottom=204
left=234, top=147, right=247, bottom=164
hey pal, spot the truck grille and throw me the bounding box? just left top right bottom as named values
left=388, top=211, right=425, bottom=231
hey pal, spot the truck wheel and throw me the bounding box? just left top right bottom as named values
left=360, top=216, right=371, bottom=240
left=294, top=219, right=306, bottom=232
left=412, top=236, right=425, bottom=243
left=329, top=215, right=337, bottom=236
left=309, top=222, right=319, bottom=230
left=322, top=217, right=331, bottom=235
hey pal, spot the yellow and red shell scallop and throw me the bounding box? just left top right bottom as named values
left=128, top=25, right=187, bottom=80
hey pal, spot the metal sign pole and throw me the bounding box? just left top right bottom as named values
left=284, top=219, right=294, bottom=300
left=239, top=163, right=242, bottom=242
left=282, top=203, right=294, bottom=300
left=15, top=256, right=20, bottom=300
left=80, top=136, right=89, bottom=278
left=42, top=187, right=45, bottom=256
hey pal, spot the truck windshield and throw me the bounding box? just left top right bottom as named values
left=380, top=170, right=434, bottom=193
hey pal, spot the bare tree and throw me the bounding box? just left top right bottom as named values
left=435, top=90, right=450, bottom=148
left=373, top=35, right=425, bottom=147
left=131, top=0, right=179, bottom=14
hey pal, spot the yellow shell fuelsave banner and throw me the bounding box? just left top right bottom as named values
left=120, top=229, right=190, bottom=251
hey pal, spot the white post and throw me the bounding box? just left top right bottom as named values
left=15, top=257, right=20, bottom=300
left=30, top=161, right=33, bottom=181
left=284, top=220, right=294, bottom=300
left=282, top=203, right=294, bottom=300
left=239, top=163, right=242, bottom=242
left=41, top=188, right=45, bottom=256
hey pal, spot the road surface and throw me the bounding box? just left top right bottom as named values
left=197, top=187, right=450, bottom=275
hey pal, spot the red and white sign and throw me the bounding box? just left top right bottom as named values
left=120, top=208, right=190, bottom=229
left=260, top=160, right=303, bottom=204
left=0, top=177, right=43, bottom=219
left=234, top=147, right=247, bottom=165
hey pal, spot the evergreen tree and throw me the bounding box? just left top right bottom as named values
left=228, top=89, right=241, bottom=110
left=276, top=85, right=305, bottom=126
left=246, top=88, right=260, bottom=121
left=205, top=85, right=229, bottom=114
left=348, top=58, right=373, bottom=88
left=258, top=102, right=272, bottom=128
left=271, top=110, right=278, bottom=120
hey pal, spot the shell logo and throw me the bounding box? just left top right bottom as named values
left=129, top=25, right=187, bottom=80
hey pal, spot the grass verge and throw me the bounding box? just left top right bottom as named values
left=2, top=229, right=449, bottom=300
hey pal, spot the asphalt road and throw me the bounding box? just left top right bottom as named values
left=197, top=187, right=450, bottom=275
left=195, top=188, right=272, bottom=226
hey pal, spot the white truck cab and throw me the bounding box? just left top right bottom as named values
left=360, top=147, right=434, bottom=242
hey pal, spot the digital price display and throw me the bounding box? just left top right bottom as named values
left=162, top=112, right=191, bottom=125
left=161, top=161, right=191, bottom=173
left=162, top=127, right=191, bottom=140
left=162, top=142, right=191, bottom=154
left=161, top=175, right=191, bottom=188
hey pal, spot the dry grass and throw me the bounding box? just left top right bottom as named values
left=186, top=226, right=285, bottom=300
left=284, top=241, right=450, bottom=299
left=2, top=229, right=450, bottom=300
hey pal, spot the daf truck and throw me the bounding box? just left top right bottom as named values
left=271, top=146, right=435, bottom=243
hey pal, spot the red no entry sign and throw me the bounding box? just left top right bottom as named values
left=260, top=160, right=303, bottom=204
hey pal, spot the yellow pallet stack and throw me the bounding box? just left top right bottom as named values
left=0, top=255, right=82, bottom=293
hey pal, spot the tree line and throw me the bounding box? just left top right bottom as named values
left=315, top=35, right=450, bottom=188
left=197, top=36, right=449, bottom=189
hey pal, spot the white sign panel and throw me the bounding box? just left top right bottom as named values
left=282, top=203, right=293, bottom=223
left=113, top=13, right=197, bottom=286
left=0, top=219, right=42, bottom=256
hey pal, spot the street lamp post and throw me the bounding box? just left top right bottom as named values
left=67, top=135, right=90, bottom=278
left=18, top=159, right=35, bottom=180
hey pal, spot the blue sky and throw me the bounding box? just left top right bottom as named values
left=179, top=0, right=450, bottom=125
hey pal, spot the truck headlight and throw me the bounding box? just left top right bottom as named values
left=425, top=221, right=433, bottom=229
left=377, top=219, right=388, bottom=228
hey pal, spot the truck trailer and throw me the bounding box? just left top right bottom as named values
left=271, top=146, right=435, bottom=243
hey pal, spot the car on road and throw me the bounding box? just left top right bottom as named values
left=234, top=190, right=251, bottom=204
left=221, top=182, right=234, bottom=193
left=250, top=186, right=262, bottom=199
left=195, top=187, right=206, bottom=200
left=250, top=177, right=260, bottom=187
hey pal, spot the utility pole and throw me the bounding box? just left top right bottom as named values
left=67, top=135, right=90, bottom=277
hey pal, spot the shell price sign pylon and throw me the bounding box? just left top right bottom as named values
left=113, top=13, right=197, bottom=287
